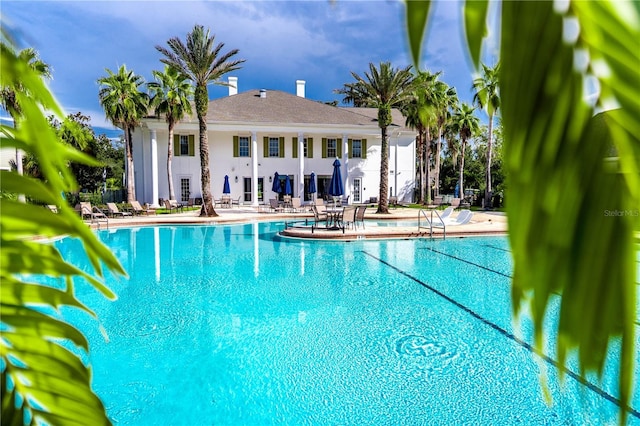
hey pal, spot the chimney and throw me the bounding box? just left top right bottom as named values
left=259, top=89, right=267, bottom=98
left=296, top=80, right=306, bottom=98
left=228, top=76, right=238, bottom=96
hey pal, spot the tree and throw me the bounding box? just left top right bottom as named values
left=405, top=1, right=639, bottom=423
left=156, top=24, right=245, bottom=217
left=0, top=47, right=51, bottom=189
left=451, top=102, right=480, bottom=201
left=472, top=63, right=500, bottom=208
left=336, top=62, right=414, bottom=213
left=1, top=36, right=124, bottom=425
left=97, top=65, right=149, bottom=203
left=148, top=65, right=193, bottom=201
left=433, top=81, right=458, bottom=198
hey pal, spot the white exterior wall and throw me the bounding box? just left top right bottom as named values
left=132, top=123, right=416, bottom=206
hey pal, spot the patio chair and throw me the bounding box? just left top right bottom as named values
left=269, top=198, right=284, bottom=213
left=130, top=200, right=154, bottom=215
left=355, top=205, right=367, bottom=229
left=290, top=197, right=302, bottom=213
left=389, top=196, right=398, bottom=208
left=164, top=199, right=183, bottom=213
left=220, top=195, right=231, bottom=208
left=106, top=202, right=132, bottom=218
left=339, top=206, right=357, bottom=232
left=445, top=210, right=473, bottom=226
left=314, top=198, right=324, bottom=207
left=311, top=205, right=328, bottom=231
left=232, top=196, right=242, bottom=208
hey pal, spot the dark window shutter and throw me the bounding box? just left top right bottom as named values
left=307, top=137, right=313, bottom=158
left=233, top=136, right=239, bottom=157
left=279, top=137, right=285, bottom=158
left=337, top=138, right=342, bottom=158
left=263, top=137, right=269, bottom=157
left=348, top=139, right=353, bottom=159
left=174, top=135, right=180, bottom=156
left=362, top=139, right=367, bottom=159
left=322, top=138, right=327, bottom=158
left=188, top=135, right=195, bottom=156
left=292, top=137, right=298, bottom=158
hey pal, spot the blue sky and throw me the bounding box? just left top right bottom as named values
left=2, top=1, right=498, bottom=137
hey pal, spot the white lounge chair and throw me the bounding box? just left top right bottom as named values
left=445, top=210, right=473, bottom=226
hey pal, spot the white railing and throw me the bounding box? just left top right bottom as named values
left=418, top=209, right=446, bottom=239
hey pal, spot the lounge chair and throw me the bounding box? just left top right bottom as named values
left=439, top=206, right=455, bottom=220
left=130, top=200, right=154, bottom=215
left=106, top=202, right=132, bottom=218
left=46, top=205, right=58, bottom=214
left=445, top=210, right=473, bottom=226
left=78, top=201, right=107, bottom=220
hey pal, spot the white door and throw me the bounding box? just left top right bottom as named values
left=353, top=178, right=362, bottom=203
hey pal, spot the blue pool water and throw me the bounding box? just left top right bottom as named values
left=49, top=222, right=639, bottom=425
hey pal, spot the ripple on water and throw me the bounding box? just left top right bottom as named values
left=393, top=333, right=462, bottom=373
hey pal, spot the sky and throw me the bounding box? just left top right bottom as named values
left=2, top=0, right=499, bottom=138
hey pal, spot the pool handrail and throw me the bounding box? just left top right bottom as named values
left=418, top=209, right=446, bottom=239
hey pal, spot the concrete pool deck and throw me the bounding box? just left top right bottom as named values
left=88, top=206, right=508, bottom=240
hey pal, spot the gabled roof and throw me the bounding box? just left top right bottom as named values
left=197, top=89, right=409, bottom=131
left=203, top=89, right=376, bottom=126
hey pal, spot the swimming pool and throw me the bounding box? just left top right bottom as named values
left=51, top=222, right=639, bottom=425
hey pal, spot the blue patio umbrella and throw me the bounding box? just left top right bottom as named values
left=284, top=175, right=292, bottom=195
left=454, top=181, right=460, bottom=198
left=272, top=172, right=281, bottom=193
left=223, top=175, right=231, bottom=194
left=328, top=159, right=344, bottom=197
left=309, top=172, right=317, bottom=198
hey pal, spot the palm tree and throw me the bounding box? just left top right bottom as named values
left=451, top=103, right=480, bottom=201
left=156, top=24, right=245, bottom=217
left=336, top=62, right=414, bottom=213
left=148, top=65, right=193, bottom=201
left=0, top=47, right=51, bottom=181
left=409, top=70, right=443, bottom=204
left=97, top=65, right=149, bottom=203
left=403, top=98, right=427, bottom=204
left=473, top=63, right=500, bottom=208
left=433, top=82, right=458, bottom=197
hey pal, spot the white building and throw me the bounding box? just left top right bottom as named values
left=131, top=78, right=416, bottom=207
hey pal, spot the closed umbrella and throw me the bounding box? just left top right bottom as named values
left=223, top=175, right=231, bottom=194
left=328, top=159, right=344, bottom=199
left=284, top=175, right=292, bottom=195
left=309, top=172, right=317, bottom=201
left=272, top=172, right=281, bottom=194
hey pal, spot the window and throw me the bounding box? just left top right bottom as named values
left=233, top=136, right=251, bottom=158
left=239, top=137, right=249, bottom=157
left=327, top=138, right=337, bottom=158
left=174, top=135, right=195, bottom=156
left=348, top=138, right=367, bottom=159
left=322, top=138, right=341, bottom=158
left=351, top=139, right=362, bottom=158
left=268, top=137, right=280, bottom=157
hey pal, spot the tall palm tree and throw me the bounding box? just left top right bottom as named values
left=98, top=65, right=149, bottom=203
left=433, top=82, right=458, bottom=197
left=452, top=103, right=480, bottom=201
left=473, top=62, right=500, bottom=208
left=1, top=46, right=51, bottom=181
left=156, top=25, right=245, bottom=217
left=403, top=98, right=426, bottom=204
left=336, top=62, right=414, bottom=213
left=409, top=70, right=442, bottom=204
left=148, top=65, right=193, bottom=201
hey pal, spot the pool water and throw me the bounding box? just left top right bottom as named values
left=50, top=222, right=639, bottom=425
